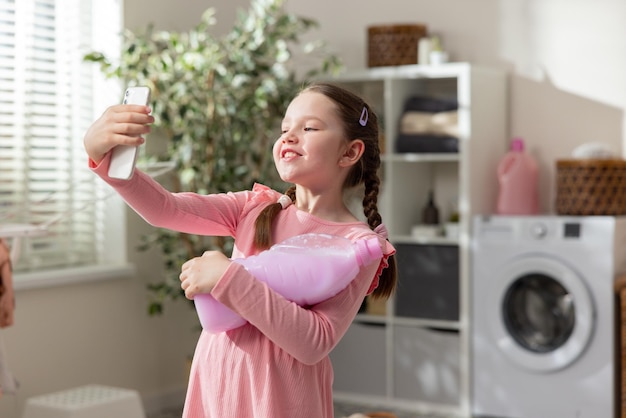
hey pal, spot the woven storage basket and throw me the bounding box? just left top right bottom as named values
left=367, top=24, right=427, bottom=67
left=555, top=159, right=626, bottom=215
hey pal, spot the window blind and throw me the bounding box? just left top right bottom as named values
left=0, top=0, right=122, bottom=273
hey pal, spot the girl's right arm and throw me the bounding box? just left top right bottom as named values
left=83, top=105, right=246, bottom=237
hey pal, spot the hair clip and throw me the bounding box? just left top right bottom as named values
left=359, top=107, right=368, bottom=127
left=277, top=195, right=292, bottom=209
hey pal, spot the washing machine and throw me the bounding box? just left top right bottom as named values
left=471, top=215, right=626, bottom=418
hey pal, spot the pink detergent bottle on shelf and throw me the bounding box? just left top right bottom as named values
left=496, top=137, right=540, bottom=215
left=193, top=233, right=383, bottom=333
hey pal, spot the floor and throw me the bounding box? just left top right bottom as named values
left=148, top=401, right=449, bottom=418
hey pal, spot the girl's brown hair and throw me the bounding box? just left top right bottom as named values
left=253, top=82, right=397, bottom=299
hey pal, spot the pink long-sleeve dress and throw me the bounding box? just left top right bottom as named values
left=91, top=155, right=395, bottom=418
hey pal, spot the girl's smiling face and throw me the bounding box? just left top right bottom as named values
left=273, top=91, right=350, bottom=189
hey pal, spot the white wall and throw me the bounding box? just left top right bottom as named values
left=2, top=1, right=624, bottom=416
left=124, top=0, right=242, bottom=33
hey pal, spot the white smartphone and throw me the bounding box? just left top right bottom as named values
left=108, top=86, right=152, bottom=180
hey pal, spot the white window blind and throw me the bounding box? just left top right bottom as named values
left=0, top=0, right=124, bottom=274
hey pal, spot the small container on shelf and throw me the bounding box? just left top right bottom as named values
left=411, top=189, right=442, bottom=240
left=428, top=36, right=449, bottom=65
left=444, top=222, right=459, bottom=240
left=444, top=201, right=460, bottom=239
left=422, top=189, right=440, bottom=225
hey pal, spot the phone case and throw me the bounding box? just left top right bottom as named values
left=108, top=86, right=151, bottom=180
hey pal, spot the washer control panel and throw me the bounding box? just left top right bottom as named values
left=528, top=220, right=581, bottom=240
left=475, top=216, right=587, bottom=243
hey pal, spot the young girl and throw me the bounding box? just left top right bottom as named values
left=83, top=82, right=397, bottom=418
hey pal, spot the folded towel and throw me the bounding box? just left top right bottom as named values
left=403, top=95, right=458, bottom=113
left=400, top=110, right=459, bottom=137
left=396, top=134, right=459, bottom=153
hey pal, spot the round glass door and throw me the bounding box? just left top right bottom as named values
left=487, top=256, right=594, bottom=372
left=502, top=273, right=575, bottom=353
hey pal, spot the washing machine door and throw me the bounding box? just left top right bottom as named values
left=487, top=255, right=594, bottom=372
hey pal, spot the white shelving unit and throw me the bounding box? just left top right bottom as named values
left=328, top=63, right=508, bottom=416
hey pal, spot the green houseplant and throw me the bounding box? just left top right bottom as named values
left=85, top=0, right=341, bottom=315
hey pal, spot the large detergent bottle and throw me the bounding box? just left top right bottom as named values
left=194, top=233, right=383, bottom=333
left=496, top=137, right=539, bottom=215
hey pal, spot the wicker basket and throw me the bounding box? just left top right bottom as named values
left=367, top=24, right=427, bottom=67
left=555, top=159, right=626, bottom=215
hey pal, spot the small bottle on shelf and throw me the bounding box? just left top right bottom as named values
left=412, top=190, right=441, bottom=240
left=422, top=189, right=440, bottom=225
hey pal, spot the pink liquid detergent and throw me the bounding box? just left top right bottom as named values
left=194, top=233, right=383, bottom=333
left=496, top=137, right=540, bottom=215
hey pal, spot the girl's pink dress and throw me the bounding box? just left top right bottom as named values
left=91, top=155, right=394, bottom=418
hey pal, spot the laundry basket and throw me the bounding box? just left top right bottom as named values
left=555, top=159, right=626, bottom=215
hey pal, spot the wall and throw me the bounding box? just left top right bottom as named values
left=124, top=0, right=242, bottom=33
left=2, top=1, right=624, bottom=416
